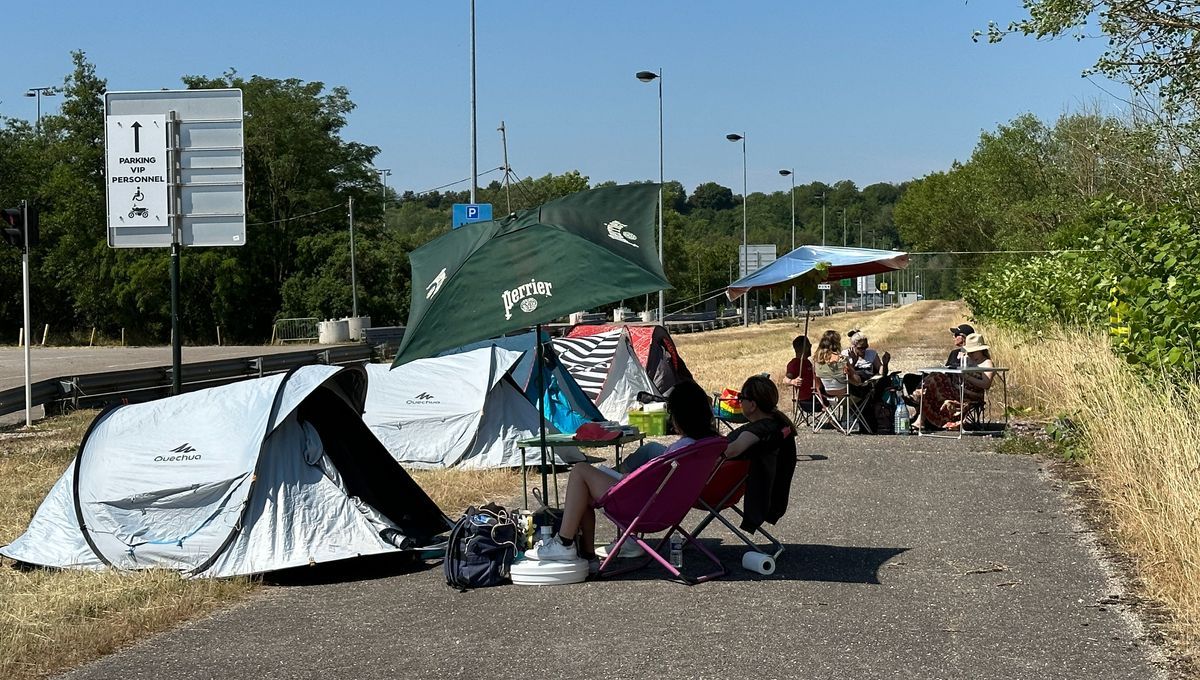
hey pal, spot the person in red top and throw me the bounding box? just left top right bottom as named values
left=784, top=335, right=813, bottom=401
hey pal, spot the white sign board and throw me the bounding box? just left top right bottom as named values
left=856, top=274, right=876, bottom=294
left=105, top=115, right=169, bottom=231
left=105, top=89, right=245, bottom=248
left=817, top=282, right=832, bottom=290
left=738, top=244, right=777, bottom=279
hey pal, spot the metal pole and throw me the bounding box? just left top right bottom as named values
left=168, top=110, right=182, bottom=396
left=21, top=200, right=31, bottom=427
left=821, top=192, right=826, bottom=315
left=349, top=197, right=358, bottom=318
left=656, top=69, right=664, bottom=324
left=536, top=324, right=550, bottom=506
left=498, top=121, right=512, bottom=214
left=469, top=0, right=478, bottom=203
left=789, top=172, right=796, bottom=317
left=740, top=136, right=748, bottom=327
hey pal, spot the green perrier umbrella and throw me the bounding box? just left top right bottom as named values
left=392, top=183, right=671, bottom=366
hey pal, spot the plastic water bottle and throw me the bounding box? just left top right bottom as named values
left=669, top=533, right=684, bottom=568
left=895, top=402, right=910, bottom=434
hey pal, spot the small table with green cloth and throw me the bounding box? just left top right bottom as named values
left=516, top=431, right=646, bottom=509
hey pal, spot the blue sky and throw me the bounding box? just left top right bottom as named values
left=1, top=1, right=1117, bottom=196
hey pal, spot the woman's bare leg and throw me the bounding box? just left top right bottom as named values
left=560, top=464, right=618, bottom=540
left=579, top=507, right=596, bottom=558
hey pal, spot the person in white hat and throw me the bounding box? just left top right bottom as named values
left=912, top=332, right=995, bottom=431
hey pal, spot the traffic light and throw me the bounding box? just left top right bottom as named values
left=1, top=202, right=39, bottom=250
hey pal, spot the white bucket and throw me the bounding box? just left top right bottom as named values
left=640, top=310, right=654, bottom=322
left=510, top=557, right=589, bottom=585
left=343, top=315, right=371, bottom=341
left=317, top=319, right=350, bottom=344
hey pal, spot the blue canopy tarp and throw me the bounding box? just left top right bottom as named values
left=726, top=245, right=909, bottom=301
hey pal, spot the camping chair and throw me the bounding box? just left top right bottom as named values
left=791, top=384, right=819, bottom=429
left=811, top=374, right=870, bottom=435
left=689, top=456, right=784, bottom=560
left=593, top=437, right=728, bottom=585
left=713, top=392, right=748, bottom=433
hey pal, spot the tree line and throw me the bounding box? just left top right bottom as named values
left=0, top=52, right=910, bottom=345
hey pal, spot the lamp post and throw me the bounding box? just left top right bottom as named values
left=779, top=169, right=796, bottom=317
left=727, top=133, right=748, bottom=326
left=636, top=69, right=665, bottom=323
left=25, top=87, right=56, bottom=134
left=378, top=168, right=392, bottom=209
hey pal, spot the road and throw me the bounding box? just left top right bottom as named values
left=57, top=434, right=1167, bottom=680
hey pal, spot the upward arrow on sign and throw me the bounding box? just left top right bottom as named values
left=131, top=121, right=142, bottom=153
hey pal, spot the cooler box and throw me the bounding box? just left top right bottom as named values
left=646, top=410, right=667, bottom=436
left=627, top=410, right=651, bottom=434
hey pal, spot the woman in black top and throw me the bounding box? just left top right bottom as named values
left=724, top=375, right=797, bottom=531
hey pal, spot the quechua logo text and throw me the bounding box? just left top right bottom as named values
left=502, top=278, right=554, bottom=320
left=407, top=392, right=440, bottom=405
left=155, top=443, right=201, bottom=462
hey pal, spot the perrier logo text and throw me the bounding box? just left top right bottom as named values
left=502, top=278, right=554, bottom=320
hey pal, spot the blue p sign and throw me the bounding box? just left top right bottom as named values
left=452, top=203, right=493, bottom=228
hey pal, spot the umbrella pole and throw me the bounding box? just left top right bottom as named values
left=804, top=304, right=811, bottom=338
left=536, top=324, right=550, bottom=509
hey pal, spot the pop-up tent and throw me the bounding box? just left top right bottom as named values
left=552, top=328, right=659, bottom=423
left=445, top=331, right=603, bottom=436
left=566, top=324, right=693, bottom=395
left=1, top=365, right=447, bottom=578
left=362, top=346, right=585, bottom=469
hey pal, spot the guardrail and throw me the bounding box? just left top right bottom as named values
left=0, top=344, right=373, bottom=418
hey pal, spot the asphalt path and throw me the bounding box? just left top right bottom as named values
left=58, top=433, right=1166, bottom=680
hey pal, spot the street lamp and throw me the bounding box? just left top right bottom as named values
left=378, top=168, right=392, bottom=209
left=779, top=169, right=796, bottom=317
left=727, top=133, right=748, bottom=326
left=24, top=87, right=56, bottom=134
left=636, top=69, right=665, bottom=323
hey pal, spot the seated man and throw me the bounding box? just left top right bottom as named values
left=785, top=335, right=814, bottom=402
left=901, top=323, right=973, bottom=399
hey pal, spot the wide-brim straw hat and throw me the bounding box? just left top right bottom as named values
left=962, top=333, right=989, bottom=353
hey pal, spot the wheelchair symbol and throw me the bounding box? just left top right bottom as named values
left=132, top=188, right=144, bottom=202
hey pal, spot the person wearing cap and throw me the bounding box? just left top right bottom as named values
left=945, top=324, right=975, bottom=368
left=525, top=380, right=718, bottom=562
left=900, top=323, right=975, bottom=399
left=912, top=332, right=995, bottom=431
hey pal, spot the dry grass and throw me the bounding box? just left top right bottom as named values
left=676, top=300, right=971, bottom=395
left=987, top=326, right=1200, bottom=662
left=409, top=467, right=523, bottom=513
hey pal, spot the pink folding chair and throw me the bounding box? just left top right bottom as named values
left=592, top=436, right=728, bottom=584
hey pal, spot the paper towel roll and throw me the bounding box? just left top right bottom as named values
left=742, top=551, right=775, bottom=575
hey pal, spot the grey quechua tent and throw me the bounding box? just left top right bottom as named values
left=1, top=365, right=448, bottom=578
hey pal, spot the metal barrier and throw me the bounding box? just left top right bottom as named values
left=0, top=344, right=374, bottom=418
left=272, top=317, right=319, bottom=344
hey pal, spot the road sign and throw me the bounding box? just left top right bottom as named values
left=840, top=278, right=852, bottom=288
left=817, top=282, right=832, bottom=290
left=105, top=89, right=245, bottom=248
left=878, top=280, right=890, bottom=292
left=452, top=203, right=492, bottom=228
left=105, top=115, right=169, bottom=230
left=856, top=274, right=876, bottom=294
left=738, top=244, right=777, bottom=278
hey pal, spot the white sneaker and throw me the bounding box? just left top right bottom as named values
left=596, top=537, right=645, bottom=559
left=525, top=536, right=578, bottom=562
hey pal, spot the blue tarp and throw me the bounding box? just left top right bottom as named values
left=727, top=245, right=909, bottom=301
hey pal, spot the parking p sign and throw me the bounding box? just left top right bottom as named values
left=452, top=203, right=492, bottom=228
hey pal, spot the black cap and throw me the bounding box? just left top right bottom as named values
left=950, top=324, right=975, bottom=336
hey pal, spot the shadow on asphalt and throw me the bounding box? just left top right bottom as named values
left=606, top=542, right=908, bottom=584
left=262, top=551, right=438, bottom=587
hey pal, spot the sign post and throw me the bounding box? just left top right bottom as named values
left=105, top=89, right=245, bottom=394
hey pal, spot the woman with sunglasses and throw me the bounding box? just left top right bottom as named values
left=722, top=375, right=798, bottom=534
left=526, top=380, right=718, bottom=562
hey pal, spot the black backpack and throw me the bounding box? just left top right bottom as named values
left=444, top=504, right=518, bottom=591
